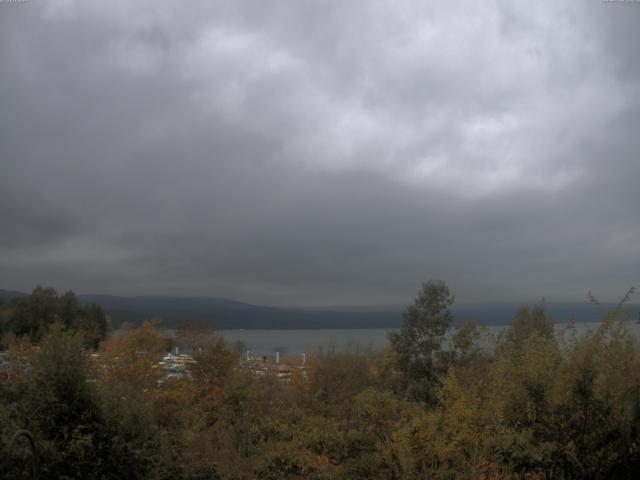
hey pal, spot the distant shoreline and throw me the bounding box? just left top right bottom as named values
left=3, top=289, right=637, bottom=330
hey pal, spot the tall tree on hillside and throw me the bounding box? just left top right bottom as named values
left=58, top=290, right=108, bottom=348
left=6, top=287, right=108, bottom=346
left=58, top=290, right=81, bottom=328
left=14, top=324, right=106, bottom=478
left=503, top=303, right=553, bottom=349
left=388, top=280, right=455, bottom=404
left=74, top=303, right=109, bottom=349
left=8, top=286, right=60, bottom=341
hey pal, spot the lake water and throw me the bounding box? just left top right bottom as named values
left=219, top=328, right=392, bottom=356
left=218, top=321, right=640, bottom=356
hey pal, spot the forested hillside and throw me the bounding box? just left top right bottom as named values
left=1, top=288, right=631, bottom=329
left=1, top=282, right=639, bottom=478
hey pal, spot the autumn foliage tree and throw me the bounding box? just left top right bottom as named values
left=175, top=319, right=217, bottom=353
left=1, top=283, right=639, bottom=479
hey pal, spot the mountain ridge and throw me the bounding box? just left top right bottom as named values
left=1, top=289, right=637, bottom=329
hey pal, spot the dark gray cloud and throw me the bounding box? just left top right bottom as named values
left=1, top=0, right=639, bottom=306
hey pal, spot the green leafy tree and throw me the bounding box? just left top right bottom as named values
left=8, top=286, right=60, bottom=341
left=503, top=303, right=554, bottom=349
left=5, top=287, right=107, bottom=347
left=4, top=323, right=136, bottom=479
left=388, top=280, right=455, bottom=404
left=73, top=303, right=108, bottom=349
left=58, top=290, right=81, bottom=328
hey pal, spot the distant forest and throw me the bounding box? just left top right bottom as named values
left=1, top=282, right=640, bottom=478
left=1, top=287, right=635, bottom=329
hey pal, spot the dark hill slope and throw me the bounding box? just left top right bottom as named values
left=77, top=294, right=400, bottom=329
left=76, top=295, right=638, bottom=329
left=1, top=289, right=637, bottom=329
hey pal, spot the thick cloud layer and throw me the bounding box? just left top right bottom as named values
left=1, top=0, right=639, bottom=306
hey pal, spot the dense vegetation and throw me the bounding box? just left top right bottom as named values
left=0, top=286, right=108, bottom=347
left=1, top=283, right=639, bottom=479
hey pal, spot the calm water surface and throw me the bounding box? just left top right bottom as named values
left=218, top=321, right=640, bottom=356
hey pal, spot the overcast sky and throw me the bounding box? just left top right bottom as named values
left=1, top=0, right=639, bottom=307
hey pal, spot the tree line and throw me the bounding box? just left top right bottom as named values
left=0, top=286, right=108, bottom=348
left=0, top=282, right=639, bottom=479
